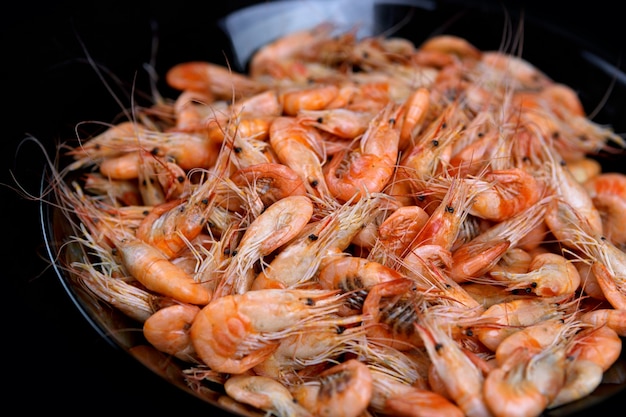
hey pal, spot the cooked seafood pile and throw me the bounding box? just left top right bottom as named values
left=48, top=23, right=626, bottom=417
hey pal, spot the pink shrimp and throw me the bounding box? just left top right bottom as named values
left=279, top=83, right=340, bottom=116
left=297, top=107, right=374, bottom=139
left=324, top=104, right=403, bottom=203
left=230, top=162, right=307, bottom=208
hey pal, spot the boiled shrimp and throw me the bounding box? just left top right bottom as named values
left=189, top=288, right=344, bottom=374
left=279, top=83, right=340, bottom=116
left=489, top=252, right=581, bottom=297
left=547, top=359, right=604, bottom=409
left=269, top=115, right=332, bottom=200
left=289, top=359, right=373, bottom=417
left=483, top=344, right=567, bottom=417
left=297, top=107, right=374, bottom=139
left=414, top=312, right=493, bottom=417
left=143, top=303, right=202, bottom=363
left=583, top=172, right=626, bottom=245
left=230, top=162, right=307, bottom=208
left=214, top=194, right=314, bottom=297
left=224, top=375, right=313, bottom=417
left=324, top=103, right=402, bottom=203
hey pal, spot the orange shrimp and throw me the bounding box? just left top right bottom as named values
left=248, top=22, right=337, bottom=79
left=118, top=236, right=212, bottom=305
left=414, top=313, right=493, bottom=417
left=579, top=308, right=626, bottom=337
left=473, top=297, right=568, bottom=352
left=166, top=60, right=267, bottom=99
left=418, top=34, right=482, bottom=62
left=289, top=359, right=373, bottom=417
left=566, top=157, right=601, bottom=184
left=136, top=151, right=191, bottom=206
left=324, top=104, right=402, bottom=203
left=468, top=168, right=544, bottom=222
left=567, top=323, right=623, bottom=372
left=254, top=323, right=366, bottom=383
left=251, top=193, right=388, bottom=290
left=489, top=252, right=581, bottom=297
left=231, top=163, right=307, bottom=208
left=83, top=172, right=142, bottom=207
left=224, top=375, right=313, bottom=417
left=362, top=278, right=424, bottom=350
left=279, top=83, right=340, bottom=116
left=370, top=369, right=464, bottom=417
left=483, top=344, right=567, bottom=417
left=269, top=115, right=331, bottom=200
left=135, top=170, right=222, bottom=259
left=190, top=288, right=344, bottom=374
left=143, top=303, right=201, bottom=363
left=480, top=50, right=552, bottom=91
left=449, top=197, right=549, bottom=283
left=398, top=87, right=430, bottom=150
left=297, top=107, right=374, bottom=139
left=547, top=359, right=604, bottom=409
left=584, top=172, right=626, bottom=245
left=214, top=194, right=314, bottom=297
left=318, top=256, right=405, bottom=316
left=370, top=205, right=430, bottom=263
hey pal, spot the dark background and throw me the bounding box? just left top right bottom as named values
left=3, top=1, right=624, bottom=415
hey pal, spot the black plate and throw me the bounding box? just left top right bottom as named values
left=6, top=0, right=625, bottom=415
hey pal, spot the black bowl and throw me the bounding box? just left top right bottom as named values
left=6, top=0, right=625, bottom=415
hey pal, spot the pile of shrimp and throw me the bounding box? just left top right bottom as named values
left=47, top=22, right=626, bottom=417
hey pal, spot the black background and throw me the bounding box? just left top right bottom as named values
left=3, top=1, right=624, bottom=415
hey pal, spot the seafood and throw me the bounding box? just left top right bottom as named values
left=38, top=20, right=626, bottom=417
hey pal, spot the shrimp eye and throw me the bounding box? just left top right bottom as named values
left=560, top=160, right=566, bottom=166
left=305, top=297, right=315, bottom=306
left=477, top=132, right=484, bottom=137
left=434, top=343, right=444, bottom=352
left=417, top=194, right=425, bottom=201
left=389, top=117, right=396, bottom=125
left=201, top=198, right=209, bottom=204
left=441, top=122, right=447, bottom=129
left=317, top=117, right=324, bottom=123
left=552, top=131, right=560, bottom=139
left=151, top=147, right=160, bottom=155
left=310, top=179, right=319, bottom=187
left=223, top=248, right=231, bottom=256
left=465, top=328, right=474, bottom=337
left=233, top=146, right=242, bottom=154
left=432, top=139, right=439, bottom=146
left=308, top=234, right=319, bottom=241
left=445, top=205, right=454, bottom=213
left=337, top=326, right=346, bottom=334
left=177, top=176, right=185, bottom=183
left=531, top=282, right=538, bottom=288
left=231, top=250, right=238, bottom=257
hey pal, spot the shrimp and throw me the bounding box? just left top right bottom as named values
left=370, top=369, right=464, bottom=417
left=369, top=205, right=430, bottom=263
left=483, top=344, right=567, bottom=417
left=269, top=116, right=332, bottom=200
left=579, top=308, right=626, bottom=337
left=143, top=303, right=201, bottom=363
left=472, top=297, right=568, bottom=352
left=165, top=60, right=267, bottom=99
left=547, top=359, right=604, bottom=409
left=489, top=252, right=581, bottom=297
left=467, top=168, right=544, bottom=222
left=480, top=50, right=552, bottom=90
left=231, top=163, right=307, bottom=208
left=251, top=193, right=388, bottom=290
left=190, top=288, right=344, bottom=374
left=418, top=35, right=482, bottom=62
left=324, top=104, right=402, bottom=203
left=254, top=324, right=366, bottom=383
left=297, top=107, right=374, bottom=139
left=135, top=169, right=222, bottom=259
left=289, top=359, right=373, bottom=417
left=414, top=313, right=493, bottom=417
left=118, top=236, right=212, bottom=305
left=362, top=278, right=424, bottom=350
left=279, top=83, right=340, bottom=116
left=318, top=256, right=405, bottom=316
left=224, top=375, right=313, bottom=417
left=83, top=172, right=142, bottom=207
left=136, top=151, right=191, bottom=206
left=450, top=197, right=549, bottom=283
left=584, top=172, right=626, bottom=245
left=214, top=194, right=314, bottom=297
left=399, top=87, right=431, bottom=150
left=567, top=325, right=623, bottom=372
